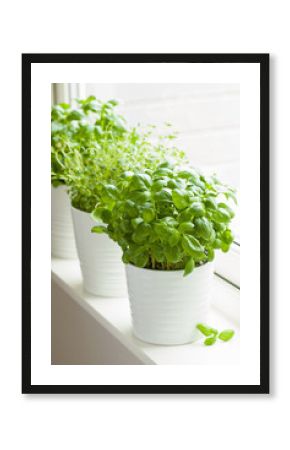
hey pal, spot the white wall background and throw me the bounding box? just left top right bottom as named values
left=85, top=83, right=240, bottom=188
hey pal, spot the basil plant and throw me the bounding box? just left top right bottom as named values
left=92, top=163, right=237, bottom=276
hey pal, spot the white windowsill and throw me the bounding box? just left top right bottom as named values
left=51, top=258, right=240, bottom=365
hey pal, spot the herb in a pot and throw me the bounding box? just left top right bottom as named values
left=52, top=100, right=187, bottom=214
left=92, top=162, right=237, bottom=275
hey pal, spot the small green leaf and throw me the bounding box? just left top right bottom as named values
left=222, top=229, right=234, bottom=244
left=154, top=167, right=173, bottom=178
left=196, top=323, right=218, bottom=337
left=142, top=207, right=155, bottom=223
left=204, top=197, right=217, bottom=210
left=184, top=258, right=195, bottom=276
left=168, top=228, right=180, bottom=246
left=91, top=225, right=107, bottom=234
left=131, top=217, right=143, bottom=229
left=182, top=235, right=204, bottom=256
left=218, top=202, right=235, bottom=218
left=178, top=207, right=195, bottom=223
left=218, top=329, right=235, bottom=342
left=224, top=190, right=238, bottom=205
left=204, top=336, right=217, bottom=346
left=92, top=207, right=112, bottom=224
left=172, top=189, right=189, bottom=210
left=178, top=222, right=195, bottom=234
left=164, top=245, right=181, bottom=264
left=132, top=223, right=151, bottom=243
left=66, top=110, right=84, bottom=121
left=132, top=252, right=149, bottom=268
left=129, top=190, right=151, bottom=204
left=206, top=247, right=215, bottom=262
left=214, top=208, right=231, bottom=223
left=151, top=179, right=168, bottom=192
left=129, top=174, right=152, bottom=191
left=194, top=217, right=214, bottom=240
left=154, top=189, right=172, bottom=203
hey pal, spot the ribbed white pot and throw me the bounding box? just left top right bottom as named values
left=71, top=207, right=127, bottom=297
left=51, top=186, right=77, bottom=259
left=126, top=262, right=214, bottom=345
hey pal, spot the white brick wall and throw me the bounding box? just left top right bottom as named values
left=84, top=83, right=240, bottom=188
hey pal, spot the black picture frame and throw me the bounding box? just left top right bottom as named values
left=22, top=53, right=269, bottom=394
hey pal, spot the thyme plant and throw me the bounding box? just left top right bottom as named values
left=51, top=97, right=127, bottom=187
left=51, top=97, right=186, bottom=213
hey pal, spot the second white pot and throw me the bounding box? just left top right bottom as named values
left=126, top=262, right=214, bottom=345
left=51, top=186, right=77, bottom=259
left=71, top=207, right=128, bottom=297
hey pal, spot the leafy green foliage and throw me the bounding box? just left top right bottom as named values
left=197, top=323, right=235, bottom=346
left=51, top=97, right=128, bottom=189
left=51, top=97, right=186, bottom=212
left=92, top=163, right=237, bottom=275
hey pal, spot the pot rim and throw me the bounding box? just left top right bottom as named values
left=71, top=205, right=92, bottom=215
left=126, top=261, right=213, bottom=275
left=71, top=206, right=107, bottom=229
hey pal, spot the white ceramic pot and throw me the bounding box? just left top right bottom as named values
left=51, top=186, right=77, bottom=259
left=71, top=207, right=127, bottom=297
left=126, top=262, right=214, bottom=345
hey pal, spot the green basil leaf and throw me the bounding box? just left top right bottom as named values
left=154, top=189, right=172, bottom=203
left=164, top=245, right=181, bottom=263
left=178, top=207, right=195, bottom=223
left=129, top=173, right=152, bottom=191
left=178, top=222, right=195, bottom=235
left=213, top=238, right=222, bottom=249
left=204, top=197, right=217, bottom=210
left=214, top=208, right=231, bottom=223
left=131, top=217, right=143, bottom=229
left=128, top=190, right=151, bottom=204
left=66, top=110, right=84, bottom=121
left=218, top=329, right=235, bottom=342
left=194, top=217, right=214, bottom=241
left=151, top=179, right=168, bottom=192
left=224, top=190, right=238, bottom=205
left=206, top=247, right=215, bottom=262
left=153, top=222, right=168, bottom=239
left=172, top=189, right=190, bottom=210
left=196, top=323, right=218, bottom=337
left=124, top=199, right=139, bottom=218
left=204, top=336, right=217, bottom=346
left=132, top=252, right=149, bottom=268
left=182, top=235, right=204, bottom=256
left=218, top=202, right=235, bottom=218
left=142, top=207, right=155, bottom=223
left=167, top=179, right=182, bottom=189
left=91, top=225, right=107, bottom=234
left=132, top=223, right=151, bottom=243
left=151, top=243, right=165, bottom=262
left=91, top=207, right=111, bottom=224
left=221, top=241, right=230, bottom=252
left=154, top=167, right=173, bottom=178
left=168, top=228, right=180, bottom=246
left=190, top=202, right=205, bottom=217
left=183, top=257, right=195, bottom=276
left=160, top=217, right=179, bottom=227
left=222, top=229, right=234, bottom=244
